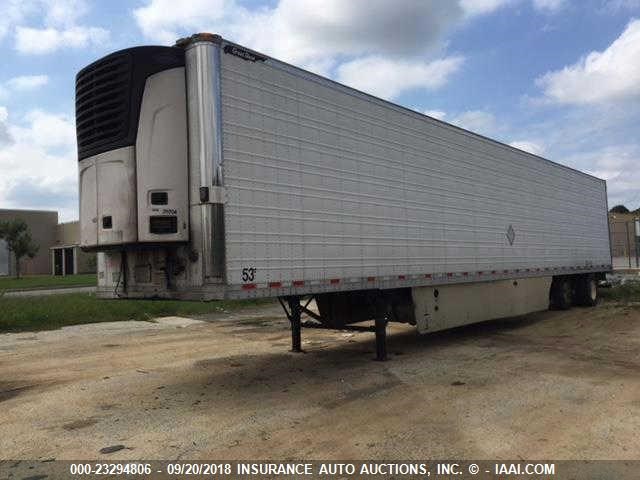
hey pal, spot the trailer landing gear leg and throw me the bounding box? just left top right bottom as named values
left=287, top=296, right=302, bottom=353
left=375, top=316, right=387, bottom=361
left=278, top=296, right=304, bottom=353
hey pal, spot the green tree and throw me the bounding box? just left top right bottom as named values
left=0, top=219, right=39, bottom=279
left=610, top=205, right=630, bottom=214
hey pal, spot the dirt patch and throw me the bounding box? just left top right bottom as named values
left=62, top=418, right=99, bottom=431
left=0, top=382, right=33, bottom=402
left=0, top=302, right=639, bottom=460
left=193, top=354, right=262, bottom=370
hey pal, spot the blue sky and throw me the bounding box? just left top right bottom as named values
left=1, top=0, right=639, bottom=221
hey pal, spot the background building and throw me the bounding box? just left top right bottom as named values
left=609, top=212, right=640, bottom=270
left=0, top=208, right=95, bottom=276
left=0, top=209, right=58, bottom=276
left=52, top=220, right=95, bottom=275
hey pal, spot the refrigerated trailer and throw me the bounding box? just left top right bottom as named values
left=76, top=33, right=611, bottom=360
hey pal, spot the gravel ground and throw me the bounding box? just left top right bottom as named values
left=0, top=299, right=639, bottom=461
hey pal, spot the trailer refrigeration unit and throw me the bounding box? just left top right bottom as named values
left=76, top=33, right=612, bottom=360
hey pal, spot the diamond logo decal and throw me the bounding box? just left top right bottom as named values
left=506, top=224, right=516, bottom=245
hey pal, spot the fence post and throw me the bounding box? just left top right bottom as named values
left=626, top=222, right=632, bottom=269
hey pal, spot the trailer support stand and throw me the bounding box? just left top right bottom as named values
left=374, top=315, right=387, bottom=361
left=287, top=296, right=302, bottom=353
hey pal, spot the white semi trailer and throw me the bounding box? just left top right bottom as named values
left=76, top=33, right=611, bottom=360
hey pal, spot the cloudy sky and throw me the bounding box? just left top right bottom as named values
left=0, top=0, right=639, bottom=221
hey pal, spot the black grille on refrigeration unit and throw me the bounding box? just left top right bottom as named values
left=75, top=46, right=185, bottom=161
left=149, top=216, right=178, bottom=234
left=75, top=52, right=131, bottom=160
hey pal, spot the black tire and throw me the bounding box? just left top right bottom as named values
left=575, top=275, right=597, bottom=307
left=550, top=277, right=573, bottom=310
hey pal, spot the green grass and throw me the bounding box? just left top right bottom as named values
left=0, top=292, right=273, bottom=333
left=599, top=282, right=640, bottom=303
left=0, top=273, right=97, bottom=291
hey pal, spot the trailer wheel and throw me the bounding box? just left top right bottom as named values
left=575, top=275, right=597, bottom=307
left=550, top=277, right=573, bottom=310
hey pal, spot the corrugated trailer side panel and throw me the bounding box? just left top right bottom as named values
left=219, top=43, right=610, bottom=291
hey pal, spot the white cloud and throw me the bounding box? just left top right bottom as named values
left=532, top=0, right=567, bottom=11
left=134, top=0, right=465, bottom=73
left=137, top=0, right=468, bottom=97
left=0, top=74, right=49, bottom=100
left=336, top=56, right=464, bottom=100
left=424, top=109, right=447, bottom=120
left=0, top=106, right=11, bottom=145
left=567, top=145, right=640, bottom=206
left=509, top=140, right=546, bottom=155
left=10, top=110, right=76, bottom=149
left=10, top=0, right=108, bottom=54
left=460, top=0, right=514, bottom=17
left=602, top=0, right=640, bottom=12
left=450, top=110, right=497, bottom=136
left=15, top=25, right=108, bottom=54
left=42, top=0, right=89, bottom=28
left=461, top=0, right=573, bottom=16
left=134, top=0, right=227, bottom=45
left=537, top=19, right=640, bottom=104
left=0, top=106, right=78, bottom=220
left=6, top=75, right=48, bottom=90
left=0, top=0, right=33, bottom=42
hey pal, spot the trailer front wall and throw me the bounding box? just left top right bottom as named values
left=219, top=44, right=610, bottom=290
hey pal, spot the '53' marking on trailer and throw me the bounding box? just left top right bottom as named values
left=242, top=267, right=256, bottom=282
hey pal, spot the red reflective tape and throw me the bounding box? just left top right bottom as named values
left=462, top=272, right=468, bottom=276
left=447, top=272, right=453, bottom=277
left=398, top=275, right=406, bottom=280
left=424, top=274, right=432, bottom=279
left=477, top=271, right=483, bottom=275
left=268, top=282, right=282, bottom=288
left=330, top=278, right=340, bottom=284
left=491, top=270, right=497, bottom=274
left=367, top=276, right=376, bottom=282
left=242, top=284, right=256, bottom=290
left=292, top=280, right=304, bottom=287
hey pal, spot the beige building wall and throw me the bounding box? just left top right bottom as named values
left=55, top=221, right=79, bottom=245
left=54, top=221, right=96, bottom=274
left=0, top=209, right=58, bottom=275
